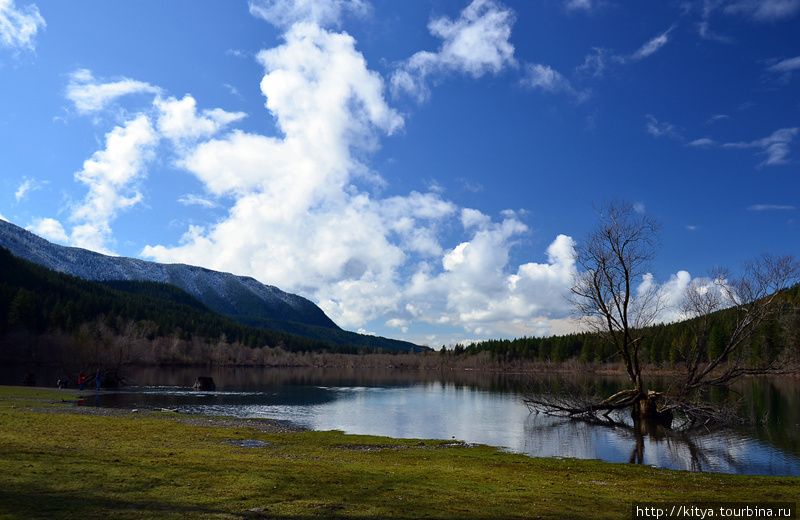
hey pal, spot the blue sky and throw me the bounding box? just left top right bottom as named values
left=1, top=0, right=798, bottom=347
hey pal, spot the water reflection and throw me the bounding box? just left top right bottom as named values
left=522, top=411, right=799, bottom=475
left=2, top=365, right=798, bottom=476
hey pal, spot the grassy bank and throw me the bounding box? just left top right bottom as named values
left=1, top=386, right=797, bottom=519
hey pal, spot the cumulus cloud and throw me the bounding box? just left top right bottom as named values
left=142, top=20, right=413, bottom=325
left=0, top=0, right=45, bottom=53
left=45, top=1, right=712, bottom=344
left=27, top=217, right=68, bottom=244
left=66, top=69, right=162, bottom=114
left=69, top=115, right=158, bottom=253
left=132, top=5, right=584, bottom=340
left=155, top=95, right=246, bottom=144
left=391, top=0, right=517, bottom=102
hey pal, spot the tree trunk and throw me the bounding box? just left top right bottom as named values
left=631, top=392, right=673, bottom=428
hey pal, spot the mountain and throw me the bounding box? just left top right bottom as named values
left=0, top=219, right=424, bottom=352
left=0, top=219, right=335, bottom=329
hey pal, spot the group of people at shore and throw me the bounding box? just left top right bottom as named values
left=75, top=368, right=102, bottom=390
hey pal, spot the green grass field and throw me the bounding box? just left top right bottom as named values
left=0, top=386, right=797, bottom=519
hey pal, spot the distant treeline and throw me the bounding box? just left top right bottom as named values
left=451, top=285, right=800, bottom=367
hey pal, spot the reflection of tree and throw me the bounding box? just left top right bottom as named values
left=522, top=406, right=774, bottom=474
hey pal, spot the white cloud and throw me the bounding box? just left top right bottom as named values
left=70, top=115, right=158, bottom=253
left=391, top=0, right=517, bottom=102
left=748, top=204, right=795, bottom=211
left=723, top=127, right=799, bottom=166
left=178, top=194, right=219, bottom=208
left=143, top=20, right=411, bottom=325
left=767, top=55, right=800, bottom=83
left=574, top=26, right=674, bottom=79
left=687, top=137, right=716, bottom=147
left=576, top=47, right=608, bottom=78
left=768, top=55, right=800, bottom=73
left=630, top=25, right=675, bottom=61
left=137, top=11, right=585, bottom=341
left=645, top=115, right=681, bottom=139
left=248, top=0, right=369, bottom=28
left=565, top=0, right=593, bottom=12
left=724, top=0, right=800, bottom=21
left=422, top=228, right=576, bottom=335
left=521, top=63, right=590, bottom=102
left=155, top=95, right=246, bottom=144
left=66, top=69, right=162, bottom=114
left=0, top=0, right=45, bottom=53
left=14, top=177, right=43, bottom=201
left=706, top=114, right=729, bottom=124
left=27, top=217, right=68, bottom=243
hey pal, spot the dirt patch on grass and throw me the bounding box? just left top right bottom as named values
left=23, top=403, right=307, bottom=434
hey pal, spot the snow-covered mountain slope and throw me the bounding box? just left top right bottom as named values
left=0, top=219, right=339, bottom=331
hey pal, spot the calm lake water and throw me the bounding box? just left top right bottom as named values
left=7, top=365, right=800, bottom=476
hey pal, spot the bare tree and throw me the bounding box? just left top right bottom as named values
left=565, top=199, right=667, bottom=421
left=526, top=200, right=800, bottom=428
left=677, top=255, right=800, bottom=400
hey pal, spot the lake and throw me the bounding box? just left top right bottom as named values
left=7, top=365, right=800, bottom=476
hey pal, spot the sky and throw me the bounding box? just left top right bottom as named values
left=1, top=0, right=798, bottom=348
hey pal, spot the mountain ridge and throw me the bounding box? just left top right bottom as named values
left=0, top=219, right=336, bottom=329
left=0, top=219, right=422, bottom=352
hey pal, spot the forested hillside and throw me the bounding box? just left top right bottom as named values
left=0, top=247, right=424, bottom=368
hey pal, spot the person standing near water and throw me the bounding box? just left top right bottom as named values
left=95, top=368, right=103, bottom=390
left=78, top=372, right=86, bottom=390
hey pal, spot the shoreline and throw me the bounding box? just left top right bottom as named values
left=2, top=385, right=799, bottom=519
